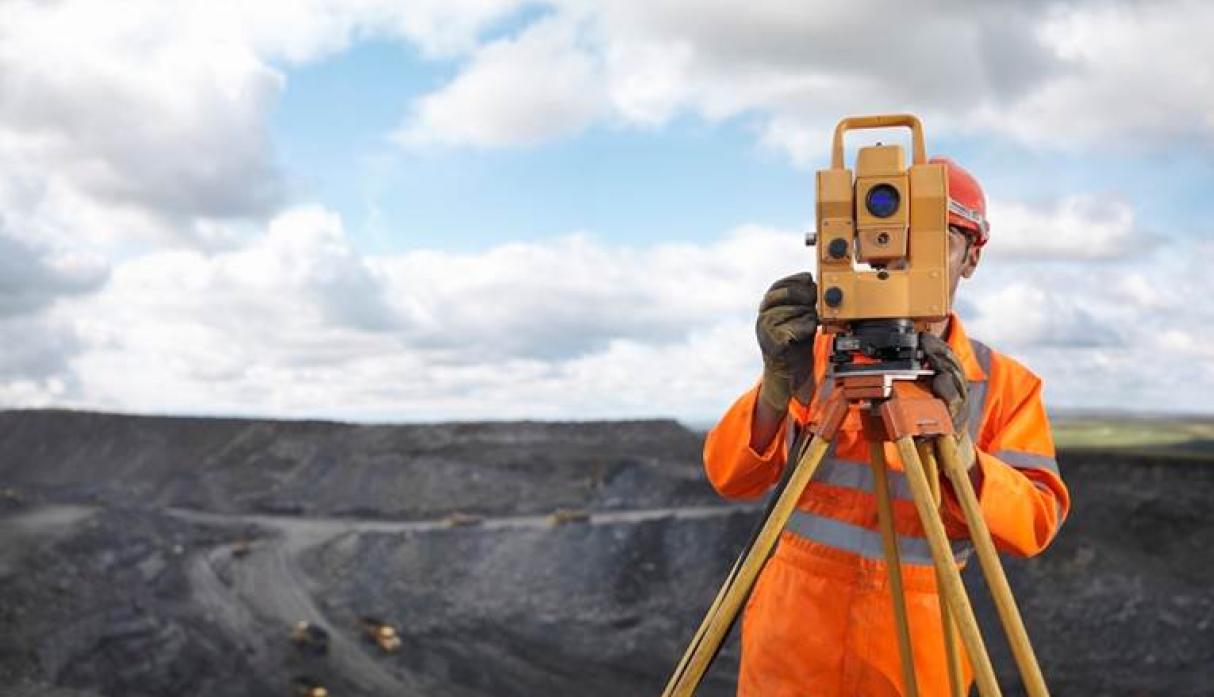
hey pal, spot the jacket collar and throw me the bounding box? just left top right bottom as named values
left=944, top=312, right=988, bottom=382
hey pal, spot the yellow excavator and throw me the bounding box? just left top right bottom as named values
left=291, top=676, right=328, bottom=697
left=359, top=616, right=402, bottom=652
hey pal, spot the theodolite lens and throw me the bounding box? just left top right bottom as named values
left=865, top=184, right=900, bottom=218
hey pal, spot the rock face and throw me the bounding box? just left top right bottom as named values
left=985, top=450, right=1214, bottom=696
left=0, top=409, right=1211, bottom=697
left=0, top=410, right=714, bottom=518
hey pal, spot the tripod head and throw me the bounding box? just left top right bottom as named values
left=830, top=319, right=926, bottom=375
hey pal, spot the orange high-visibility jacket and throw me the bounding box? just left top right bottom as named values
left=703, top=315, right=1069, bottom=697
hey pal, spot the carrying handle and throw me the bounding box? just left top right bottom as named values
left=831, top=114, right=926, bottom=169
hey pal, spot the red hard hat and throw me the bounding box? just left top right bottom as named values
left=930, top=156, right=989, bottom=247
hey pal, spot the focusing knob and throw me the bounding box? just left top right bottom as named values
left=824, top=287, right=844, bottom=308
left=827, top=238, right=849, bottom=259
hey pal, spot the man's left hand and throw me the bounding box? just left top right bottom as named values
left=920, top=333, right=977, bottom=469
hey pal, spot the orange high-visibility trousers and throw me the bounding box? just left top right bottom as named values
left=704, top=315, right=1069, bottom=697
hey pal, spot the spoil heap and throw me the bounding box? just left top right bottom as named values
left=0, top=410, right=1209, bottom=696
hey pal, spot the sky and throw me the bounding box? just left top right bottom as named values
left=0, top=0, right=1211, bottom=423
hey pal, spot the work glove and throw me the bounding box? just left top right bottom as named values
left=920, top=333, right=977, bottom=469
left=755, top=272, right=818, bottom=413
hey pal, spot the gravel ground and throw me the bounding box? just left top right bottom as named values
left=0, top=410, right=1210, bottom=696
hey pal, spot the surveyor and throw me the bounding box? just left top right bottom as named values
left=703, top=157, right=1070, bottom=697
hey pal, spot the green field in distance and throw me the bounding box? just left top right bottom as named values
left=1051, top=415, right=1214, bottom=454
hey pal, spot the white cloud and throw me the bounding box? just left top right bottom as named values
left=962, top=281, right=1121, bottom=349
left=395, top=0, right=1214, bottom=159
left=959, top=237, right=1213, bottom=413
left=0, top=314, right=83, bottom=385
left=372, top=223, right=803, bottom=360
left=0, top=1, right=284, bottom=236
left=0, top=197, right=1198, bottom=420
left=0, top=222, right=108, bottom=318
left=228, top=0, right=529, bottom=62
left=395, top=17, right=606, bottom=147
left=758, top=118, right=833, bottom=169
left=601, top=36, right=694, bottom=126
left=983, top=0, right=1214, bottom=148
left=984, top=195, right=1139, bottom=261
left=14, top=210, right=810, bottom=419
left=0, top=0, right=529, bottom=254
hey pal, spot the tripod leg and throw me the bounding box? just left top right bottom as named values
left=659, top=429, right=812, bottom=697
left=894, top=436, right=1002, bottom=697
left=935, top=435, right=1051, bottom=697
left=939, top=592, right=965, bottom=697
left=661, top=435, right=834, bottom=697
left=660, top=541, right=744, bottom=696
left=660, top=432, right=810, bottom=697
left=916, top=439, right=941, bottom=506
left=916, top=440, right=964, bottom=697
left=869, top=442, right=919, bottom=697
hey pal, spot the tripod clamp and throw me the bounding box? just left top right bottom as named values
left=810, top=368, right=950, bottom=443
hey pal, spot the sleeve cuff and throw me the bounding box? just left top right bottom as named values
left=747, top=386, right=789, bottom=463
left=703, top=382, right=789, bottom=500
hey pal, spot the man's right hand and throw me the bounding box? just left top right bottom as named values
left=755, top=272, right=819, bottom=414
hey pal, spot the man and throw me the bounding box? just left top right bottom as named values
left=703, top=157, right=1070, bottom=697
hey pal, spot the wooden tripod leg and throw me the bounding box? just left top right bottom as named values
left=660, top=541, right=745, bottom=696
left=869, top=442, right=919, bottom=697
left=917, top=439, right=941, bottom=503
left=916, top=440, right=965, bottom=697
left=894, top=437, right=1003, bottom=697
left=935, top=435, right=1051, bottom=697
left=661, top=435, right=834, bottom=697
left=660, top=429, right=813, bottom=695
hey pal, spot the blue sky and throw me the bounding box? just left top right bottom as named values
left=0, top=0, right=1210, bottom=420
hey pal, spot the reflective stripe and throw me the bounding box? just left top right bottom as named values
left=993, top=449, right=1060, bottom=477
left=970, top=339, right=993, bottom=375
left=813, top=455, right=912, bottom=501
left=967, top=339, right=993, bottom=443
left=786, top=509, right=974, bottom=566
left=966, top=379, right=986, bottom=443
left=948, top=199, right=989, bottom=234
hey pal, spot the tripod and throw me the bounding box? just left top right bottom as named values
left=660, top=367, right=1050, bottom=697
